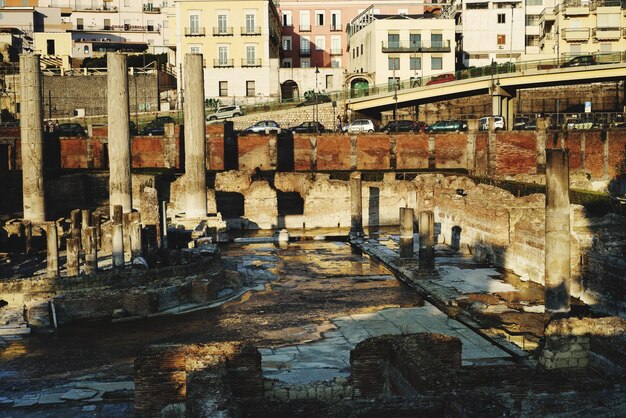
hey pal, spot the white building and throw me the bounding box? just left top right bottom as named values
left=347, top=6, right=455, bottom=91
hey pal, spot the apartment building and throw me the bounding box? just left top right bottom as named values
left=347, top=6, right=455, bottom=91
left=538, top=0, right=626, bottom=61
left=170, top=0, right=281, bottom=103
left=443, top=0, right=526, bottom=68
left=278, top=0, right=432, bottom=69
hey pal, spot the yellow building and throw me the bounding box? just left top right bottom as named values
left=33, top=32, right=72, bottom=70
left=170, top=0, right=281, bottom=104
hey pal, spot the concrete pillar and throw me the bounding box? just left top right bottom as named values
left=536, top=117, right=549, bottom=174
left=84, top=226, right=97, bottom=275
left=399, top=207, right=414, bottom=259
left=46, top=222, right=59, bottom=278
left=507, top=97, right=517, bottom=131
left=19, top=54, right=46, bottom=221
left=107, top=52, right=132, bottom=216
left=23, top=220, right=32, bottom=254
left=130, top=221, right=142, bottom=260
left=349, top=172, right=363, bottom=237
left=418, top=210, right=435, bottom=270
left=92, top=211, right=101, bottom=249
left=545, top=149, right=571, bottom=314
left=491, top=94, right=502, bottom=117
left=81, top=209, right=91, bottom=249
left=70, top=209, right=81, bottom=249
left=112, top=205, right=125, bottom=269
left=66, top=237, right=79, bottom=277
left=183, top=53, right=207, bottom=218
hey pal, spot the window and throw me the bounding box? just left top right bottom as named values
left=360, top=44, right=363, bottom=55
left=104, top=18, right=111, bottom=30
left=282, top=11, right=292, bottom=26
left=217, top=14, right=228, bottom=33
left=526, top=15, right=540, bottom=26
left=431, top=33, right=443, bottom=48
left=410, top=33, right=421, bottom=48
left=316, top=11, right=324, bottom=26
left=245, top=13, right=256, bottom=33
left=526, top=0, right=542, bottom=5
left=398, top=8, right=408, bottom=15
left=387, top=77, right=399, bottom=91
left=190, top=45, right=201, bottom=54
left=388, top=33, right=400, bottom=48
left=331, top=58, right=341, bottom=68
left=46, top=39, right=55, bottom=55
left=388, top=57, right=400, bottom=70
left=431, top=56, right=442, bottom=70
left=189, top=15, right=199, bottom=34
left=147, top=20, right=154, bottom=31
left=326, top=74, right=333, bottom=89
left=331, top=36, right=341, bottom=54
left=124, top=0, right=130, bottom=7
left=77, top=18, right=84, bottom=30
left=282, top=36, right=292, bottom=51
left=497, top=34, right=506, bottom=45
left=219, top=81, right=228, bottom=97
left=597, top=13, right=620, bottom=28
left=315, top=36, right=325, bottom=50
left=300, top=11, right=310, bottom=30
left=300, top=36, right=310, bottom=53
left=282, top=58, right=292, bottom=68
left=497, top=14, right=506, bottom=24
left=301, top=58, right=311, bottom=68
left=218, top=46, right=228, bottom=65
left=246, top=81, right=255, bottom=97
left=330, top=11, right=341, bottom=30
left=246, top=45, right=256, bottom=64
left=410, top=57, right=421, bottom=70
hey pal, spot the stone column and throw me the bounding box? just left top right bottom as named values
left=349, top=172, right=363, bottom=237
left=418, top=210, right=435, bottom=270
left=19, top=54, right=46, bottom=221
left=107, top=52, right=132, bottom=216
left=536, top=117, right=549, bottom=174
left=66, top=238, right=79, bottom=277
left=112, top=204, right=125, bottom=269
left=46, top=222, right=59, bottom=278
left=84, top=226, right=97, bottom=275
left=81, top=209, right=91, bottom=249
left=23, top=220, right=32, bottom=254
left=92, top=211, right=101, bottom=249
left=399, top=207, right=414, bottom=259
left=130, top=221, right=142, bottom=260
left=183, top=53, right=207, bottom=218
left=161, top=201, right=169, bottom=249
left=70, top=209, right=81, bottom=249
left=545, top=149, right=571, bottom=314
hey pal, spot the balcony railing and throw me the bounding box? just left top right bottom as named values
left=75, top=24, right=159, bottom=33
left=242, top=58, right=262, bottom=67
left=142, top=5, right=161, bottom=13
left=562, top=0, right=591, bottom=15
left=561, top=27, right=590, bottom=41
left=299, top=24, right=311, bottom=32
left=381, top=40, right=451, bottom=53
left=213, top=59, right=234, bottom=68
left=593, top=27, right=622, bottom=40
left=330, top=24, right=342, bottom=32
left=590, top=0, right=624, bottom=10
left=185, top=27, right=206, bottom=37
left=241, top=26, right=261, bottom=35
left=300, top=48, right=311, bottom=56
left=330, top=48, right=342, bottom=55
left=213, top=27, right=233, bottom=36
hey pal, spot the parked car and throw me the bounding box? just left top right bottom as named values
left=129, top=120, right=138, bottom=135
left=424, top=120, right=467, bottom=133
left=289, top=121, right=326, bottom=133
left=296, top=94, right=332, bottom=107
left=342, top=119, right=376, bottom=133
left=565, top=118, right=595, bottom=130
left=142, top=116, right=174, bottom=135
left=425, top=73, right=456, bottom=86
left=206, top=105, right=243, bottom=121
left=380, top=120, right=420, bottom=133
left=241, top=120, right=281, bottom=135
left=560, top=55, right=597, bottom=68
left=513, top=117, right=532, bottom=130
left=57, top=123, right=87, bottom=137
left=520, top=119, right=537, bottom=130
left=479, top=116, right=506, bottom=131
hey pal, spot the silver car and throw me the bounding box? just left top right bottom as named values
left=241, top=120, right=281, bottom=135
left=342, top=119, right=376, bottom=133
left=206, top=105, right=243, bottom=121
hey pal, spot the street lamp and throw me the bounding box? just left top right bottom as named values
left=510, top=4, right=514, bottom=68
left=392, top=60, right=398, bottom=133
left=314, top=66, right=320, bottom=132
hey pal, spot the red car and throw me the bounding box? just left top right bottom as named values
left=425, top=73, right=456, bottom=86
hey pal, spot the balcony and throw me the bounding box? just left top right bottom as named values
left=241, top=26, right=261, bottom=36
left=300, top=48, right=311, bottom=56
left=562, top=0, right=590, bottom=15
left=330, top=48, right=342, bottom=55
left=213, top=27, right=233, bottom=36
left=185, top=27, right=206, bottom=36
left=299, top=24, right=311, bottom=32
left=74, top=24, right=159, bottom=33
left=593, top=27, right=622, bottom=40
left=142, top=5, right=161, bottom=13
left=381, top=40, right=451, bottom=53
left=561, top=27, right=590, bottom=42
left=330, top=24, right=342, bottom=32
left=213, top=59, right=234, bottom=68
left=590, top=0, right=623, bottom=10
left=242, top=58, right=262, bottom=67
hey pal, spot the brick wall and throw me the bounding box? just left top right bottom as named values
left=356, top=135, right=390, bottom=170
left=435, top=134, right=467, bottom=169
left=395, top=135, right=429, bottom=169
left=495, top=132, right=537, bottom=175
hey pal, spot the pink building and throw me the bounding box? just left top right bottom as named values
left=278, top=1, right=441, bottom=69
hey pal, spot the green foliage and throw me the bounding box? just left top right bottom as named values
left=205, top=98, right=221, bottom=110
left=303, top=90, right=316, bottom=100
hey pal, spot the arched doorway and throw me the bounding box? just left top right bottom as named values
left=281, top=80, right=299, bottom=103
left=350, top=78, right=370, bottom=98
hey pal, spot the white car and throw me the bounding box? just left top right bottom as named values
left=241, top=120, right=281, bottom=135
left=342, top=119, right=376, bottom=133
left=206, top=105, right=243, bottom=121
left=479, top=116, right=505, bottom=131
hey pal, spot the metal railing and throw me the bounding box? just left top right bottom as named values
left=561, top=27, right=590, bottom=41
left=299, top=24, right=311, bottom=32
left=330, top=48, right=343, bottom=55
left=381, top=40, right=451, bottom=52
left=241, top=26, right=261, bottom=35
left=241, top=58, right=262, bottom=67
left=185, top=27, right=206, bottom=37
left=213, top=27, right=233, bottom=36
left=213, top=59, right=234, bottom=68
